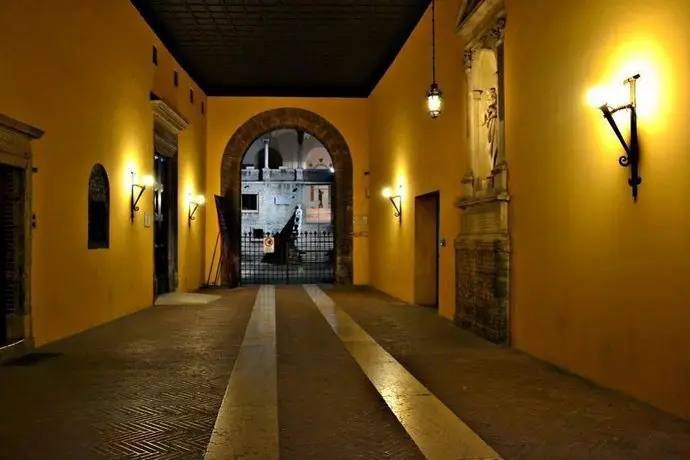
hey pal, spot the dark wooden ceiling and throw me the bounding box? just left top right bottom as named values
left=130, top=0, right=431, bottom=97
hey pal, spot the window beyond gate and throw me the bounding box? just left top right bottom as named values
left=240, top=231, right=334, bottom=284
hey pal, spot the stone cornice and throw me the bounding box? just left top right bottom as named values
left=455, top=232, right=509, bottom=243
left=154, top=131, right=178, bottom=158
left=0, top=113, right=44, bottom=140
left=455, top=192, right=509, bottom=210
left=456, top=0, right=506, bottom=45
left=151, top=100, right=189, bottom=135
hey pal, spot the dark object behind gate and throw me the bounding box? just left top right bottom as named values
left=241, top=230, right=334, bottom=285
left=214, top=194, right=236, bottom=287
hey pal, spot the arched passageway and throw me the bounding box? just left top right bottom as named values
left=220, top=108, right=353, bottom=287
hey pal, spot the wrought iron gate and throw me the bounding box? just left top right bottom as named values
left=240, top=230, right=334, bottom=285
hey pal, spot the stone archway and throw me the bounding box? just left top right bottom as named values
left=220, top=107, right=353, bottom=286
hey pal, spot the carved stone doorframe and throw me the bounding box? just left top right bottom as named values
left=151, top=96, right=188, bottom=296
left=152, top=98, right=188, bottom=158
left=454, top=0, right=511, bottom=345
left=0, top=113, right=43, bottom=363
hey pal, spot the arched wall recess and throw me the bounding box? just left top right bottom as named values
left=87, top=163, right=110, bottom=249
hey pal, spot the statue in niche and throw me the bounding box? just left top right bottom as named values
left=318, top=188, right=324, bottom=208
left=481, top=87, right=499, bottom=169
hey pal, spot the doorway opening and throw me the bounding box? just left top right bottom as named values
left=0, top=164, right=26, bottom=346
left=414, top=191, right=440, bottom=308
left=238, top=128, right=335, bottom=284
left=153, top=152, right=179, bottom=297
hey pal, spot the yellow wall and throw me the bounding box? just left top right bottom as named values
left=0, top=0, right=207, bottom=346
left=506, top=0, right=690, bottom=418
left=205, top=98, right=370, bottom=285
left=367, top=0, right=466, bottom=319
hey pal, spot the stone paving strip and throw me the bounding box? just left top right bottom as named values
left=204, top=285, right=279, bottom=460
left=274, top=285, right=424, bottom=460
left=304, top=284, right=503, bottom=460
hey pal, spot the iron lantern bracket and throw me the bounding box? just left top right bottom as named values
left=597, top=74, right=642, bottom=202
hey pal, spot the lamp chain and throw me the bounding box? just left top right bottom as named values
left=431, top=0, right=436, bottom=83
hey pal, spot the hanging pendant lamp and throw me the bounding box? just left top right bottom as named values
left=426, top=0, right=442, bottom=118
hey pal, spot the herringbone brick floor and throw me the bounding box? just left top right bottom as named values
left=0, top=288, right=257, bottom=460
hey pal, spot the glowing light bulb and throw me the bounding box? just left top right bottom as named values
left=427, top=94, right=442, bottom=115
left=426, top=82, right=443, bottom=118
left=587, top=86, right=610, bottom=109
left=382, top=187, right=393, bottom=198
left=142, top=175, right=155, bottom=187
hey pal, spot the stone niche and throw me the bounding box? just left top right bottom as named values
left=454, top=0, right=509, bottom=344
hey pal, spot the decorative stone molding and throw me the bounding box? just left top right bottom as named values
left=490, top=160, right=508, bottom=194
left=455, top=0, right=510, bottom=345
left=153, top=132, right=177, bottom=159
left=220, top=107, right=354, bottom=286
left=0, top=114, right=43, bottom=160
left=0, top=113, right=43, bottom=364
left=0, top=114, right=44, bottom=140
left=151, top=100, right=189, bottom=135
left=456, top=192, right=508, bottom=210
left=463, top=48, right=477, bottom=73
left=151, top=99, right=189, bottom=158
left=456, top=0, right=505, bottom=43
left=462, top=20, right=506, bottom=72
left=150, top=98, right=187, bottom=293
left=483, top=17, right=506, bottom=49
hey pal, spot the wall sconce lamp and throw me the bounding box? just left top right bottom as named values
left=130, top=172, right=154, bottom=223
left=188, top=193, right=206, bottom=226
left=382, top=186, right=402, bottom=224
left=595, top=74, right=642, bottom=201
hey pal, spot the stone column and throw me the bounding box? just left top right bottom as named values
left=296, top=130, right=304, bottom=168
left=488, top=21, right=507, bottom=193
left=295, top=130, right=304, bottom=181
left=471, top=89, right=484, bottom=183
left=263, top=139, right=269, bottom=168
left=263, top=138, right=270, bottom=181
left=461, top=48, right=478, bottom=199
